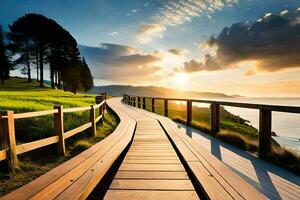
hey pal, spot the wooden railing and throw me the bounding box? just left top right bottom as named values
left=123, top=94, right=300, bottom=159
left=0, top=93, right=107, bottom=171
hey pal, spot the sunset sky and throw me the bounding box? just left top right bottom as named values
left=1, top=0, right=300, bottom=97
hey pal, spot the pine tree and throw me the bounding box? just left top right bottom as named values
left=80, top=57, right=94, bottom=92
left=0, top=25, right=11, bottom=84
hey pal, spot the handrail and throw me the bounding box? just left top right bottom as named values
left=0, top=93, right=107, bottom=171
left=124, top=94, right=300, bottom=113
left=123, top=94, right=300, bottom=159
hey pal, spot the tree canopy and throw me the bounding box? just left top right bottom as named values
left=7, top=13, right=93, bottom=93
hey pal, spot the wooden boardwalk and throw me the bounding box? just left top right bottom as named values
left=1, top=98, right=267, bottom=200
left=105, top=119, right=199, bottom=199
left=175, top=124, right=300, bottom=200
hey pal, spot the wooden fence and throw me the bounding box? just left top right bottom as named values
left=0, top=94, right=106, bottom=171
left=123, top=94, right=300, bottom=159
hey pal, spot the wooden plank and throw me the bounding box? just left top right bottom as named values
left=95, top=114, right=103, bottom=123
left=123, top=159, right=181, bottom=164
left=54, top=105, right=65, bottom=155
left=64, top=122, right=92, bottom=139
left=125, top=156, right=179, bottom=160
left=160, top=117, right=267, bottom=200
left=258, top=108, right=272, bottom=158
left=104, top=190, right=199, bottom=200
left=115, top=171, right=189, bottom=179
left=13, top=109, right=58, bottom=119
left=1, top=98, right=135, bottom=200
left=63, top=106, right=91, bottom=113
left=188, top=161, right=235, bottom=200
left=119, top=164, right=185, bottom=171
left=16, top=136, right=59, bottom=155
left=110, top=179, right=195, bottom=190
left=126, top=152, right=177, bottom=157
left=0, top=111, right=19, bottom=170
left=54, top=120, right=136, bottom=200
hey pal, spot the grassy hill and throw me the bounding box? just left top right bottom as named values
left=0, top=77, right=118, bottom=196
left=0, top=77, right=96, bottom=112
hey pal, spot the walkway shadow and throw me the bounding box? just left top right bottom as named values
left=176, top=122, right=300, bottom=200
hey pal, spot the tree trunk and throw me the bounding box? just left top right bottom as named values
left=58, top=71, right=61, bottom=89
left=36, top=51, right=39, bottom=81
left=25, top=41, right=31, bottom=82
left=39, top=47, right=44, bottom=87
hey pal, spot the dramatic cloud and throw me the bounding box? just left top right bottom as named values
left=177, top=8, right=300, bottom=74
left=79, top=43, right=161, bottom=80
left=137, top=0, right=237, bottom=43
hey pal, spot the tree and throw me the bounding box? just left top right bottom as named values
left=80, top=57, right=94, bottom=92
left=7, top=13, right=94, bottom=93
left=0, top=25, right=11, bottom=84
left=7, top=16, right=33, bottom=82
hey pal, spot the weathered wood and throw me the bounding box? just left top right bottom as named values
left=0, top=111, right=19, bottom=171
left=54, top=105, right=65, bottom=155
left=164, top=99, right=168, bottom=117
left=90, top=105, right=96, bottom=136
left=152, top=98, right=155, bottom=113
left=16, top=136, right=59, bottom=155
left=187, top=100, right=192, bottom=126
left=258, top=108, right=272, bottom=158
left=210, top=102, right=220, bottom=134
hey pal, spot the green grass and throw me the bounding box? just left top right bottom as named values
left=0, top=77, right=119, bottom=196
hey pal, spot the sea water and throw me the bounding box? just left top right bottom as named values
left=204, top=97, right=300, bottom=154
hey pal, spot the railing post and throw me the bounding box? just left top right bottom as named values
left=142, top=97, right=146, bottom=109
left=101, top=93, right=107, bottom=112
left=138, top=97, right=141, bottom=108
left=54, top=105, right=65, bottom=156
left=99, top=96, right=104, bottom=124
left=152, top=98, right=155, bottom=113
left=259, top=107, right=272, bottom=158
left=133, top=97, right=136, bottom=107
left=0, top=111, right=19, bottom=171
left=90, top=105, right=96, bottom=136
left=210, top=102, right=220, bottom=135
left=187, top=101, right=192, bottom=126
left=164, top=99, right=168, bottom=117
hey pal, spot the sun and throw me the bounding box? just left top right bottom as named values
left=174, top=73, right=187, bottom=85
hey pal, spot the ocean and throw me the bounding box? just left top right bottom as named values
left=198, top=97, right=300, bottom=154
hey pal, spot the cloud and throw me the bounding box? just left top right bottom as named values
left=168, top=48, right=188, bottom=55
left=137, top=23, right=166, bottom=43
left=79, top=43, right=161, bottom=80
left=107, top=31, right=118, bottom=36
left=178, top=9, right=300, bottom=74
left=137, top=0, right=237, bottom=43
